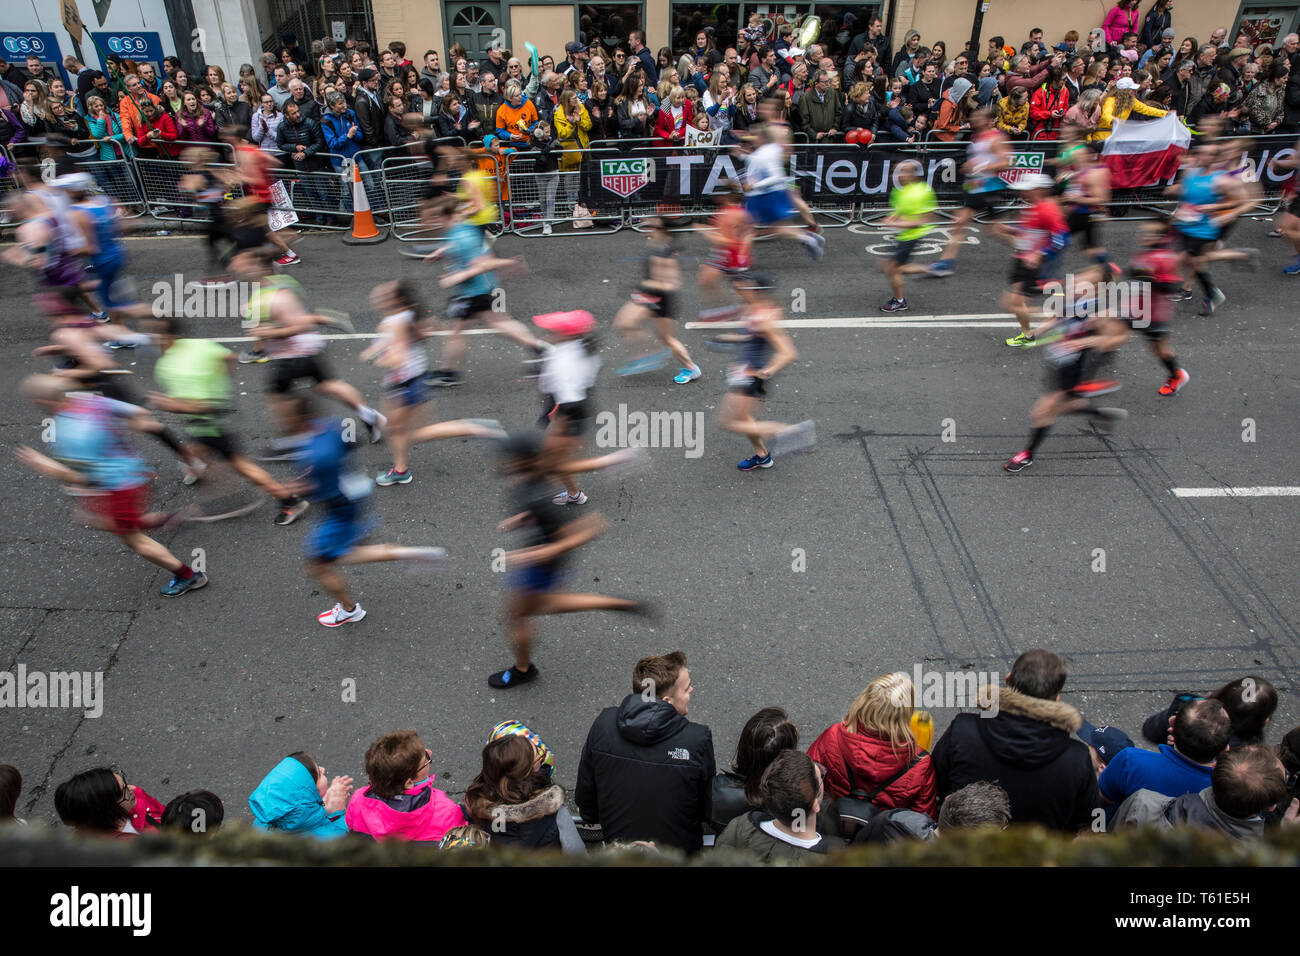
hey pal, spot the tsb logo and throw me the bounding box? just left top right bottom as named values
left=3, top=36, right=46, bottom=55
left=106, top=35, right=149, bottom=54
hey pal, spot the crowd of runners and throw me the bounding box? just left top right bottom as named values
left=2, top=9, right=1299, bottom=857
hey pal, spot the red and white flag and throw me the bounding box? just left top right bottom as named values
left=1102, top=112, right=1191, bottom=188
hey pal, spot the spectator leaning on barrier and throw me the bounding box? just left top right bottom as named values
left=1110, top=745, right=1295, bottom=841
left=1029, top=66, right=1070, bottom=139
left=84, top=95, right=125, bottom=159
left=248, top=751, right=352, bottom=839
left=930, top=649, right=1099, bottom=831
left=576, top=651, right=715, bottom=853
left=131, top=97, right=180, bottom=158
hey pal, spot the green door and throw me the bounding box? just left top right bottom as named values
left=446, top=2, right=504, bottom=64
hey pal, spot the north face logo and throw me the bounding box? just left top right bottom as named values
left=668, top=748, right=690, bottom=761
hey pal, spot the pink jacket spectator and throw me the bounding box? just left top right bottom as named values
left=1103, top=4, right=1141, bottom=44
left=176, top=108, right=219, bottom=142
left=344, top=777, right=466, bottom=842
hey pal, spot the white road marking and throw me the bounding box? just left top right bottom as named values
left=200, top=314, right=1036, bottom=341
left=1171, top=487, right=1300, bottom=498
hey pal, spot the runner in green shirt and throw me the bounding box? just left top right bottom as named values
left=147, top=317, right=309, bottom=526
left=880, top=161, right=938, bottom=313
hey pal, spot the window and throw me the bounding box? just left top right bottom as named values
left=580, top=4, right=644, bottom=53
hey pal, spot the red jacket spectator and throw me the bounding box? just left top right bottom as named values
left=808, top=720, right=938, bottom=816
left=1004, top=59, right=1052, bottom=94
left=653, top=98, right=694, bottom=145
left=1030, top=82, right=1071, bottom=139
left=132, top=108, right=181, bottom=158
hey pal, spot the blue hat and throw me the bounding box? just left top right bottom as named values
left=1079, top=720, right=1135, bottom=764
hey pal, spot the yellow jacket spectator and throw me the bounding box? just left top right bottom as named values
left=553, top=91, right=591, bottom=171
left=1088, top=78, right=1167, bottom=141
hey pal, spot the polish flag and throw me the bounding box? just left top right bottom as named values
left=1102, top=112, right=1191, bottom=188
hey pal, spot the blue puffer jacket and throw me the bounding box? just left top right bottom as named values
left=248, top=756, right=348, bottom=839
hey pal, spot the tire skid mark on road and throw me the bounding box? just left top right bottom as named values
left=1102, top=434, right=1300, bottom=675
left=843, top=425, right=951, bottom=658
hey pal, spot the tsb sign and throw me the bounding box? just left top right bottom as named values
left=106, top=35, right=150, bottom=55
left=3, top=36, right=46, bottom=55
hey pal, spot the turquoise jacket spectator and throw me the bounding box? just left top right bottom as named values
left=87, top=111, right=126, bottom=160
left=248, top=756, right=348, bottom=839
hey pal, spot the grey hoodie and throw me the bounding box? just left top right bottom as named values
left=1109, top=786, right=1265, bottom=842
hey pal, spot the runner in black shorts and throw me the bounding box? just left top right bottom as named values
left=930, top=108, right=1010, bottom=277
left=1057, top=143, right=1115, bottom=272
left=1003, top=290, right=1129, bottom=473
left=534, top=310, right=601, bottom=505
left=1120, top=225, right=1191, bottom=396
left=614, top=217, right=700, bottom=384
left=716, top=274, right=816, bottom=470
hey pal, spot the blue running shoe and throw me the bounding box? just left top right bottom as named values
left=617, top=349, right=672, bottom=376
left=928, top=260, right=954, bottom=277
left=672, top=364, right=701, bottom=384
left=1285, top=257, right=1300, bottom=276
left=161, top=571, right=208, bottom=597
left=738, top=453, right=773, bottom=471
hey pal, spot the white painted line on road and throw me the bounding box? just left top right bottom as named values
left=683, top=313, right=1039, bottom=330
left=1171, top=487, right=1300, bottom=498
left=199, top=314, right=1032, bottom=342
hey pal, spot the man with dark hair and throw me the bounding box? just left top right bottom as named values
left=421, top=49, right=441, bottom=83
left=628, top=29, right=658, bottom=86
left=1098, top=700, right=1231, bottom=811
left=749, top=46, right=783, bottom=97
left=576, top=651, right=716, bottom=852
left=716, top=751, right=839, bottom=858
left=930, top=649, right=1098, bottom=830
left=1111, top=745, right=1295, bottom=841
left=847, top=16, right=891, bottom=74
left=483, top=43, right=507, bottom=79
left=353, top=68, right=385, bottom=155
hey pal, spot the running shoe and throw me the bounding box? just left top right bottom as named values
left=237, top=349, right=269, bottom=364
left=672, top=364, right=702, bottom=384
left=738, top=453, right=773, bottom=470
left=426, top=369, right=463, bottom=387
left=160, top=571, right=208, bottom=597
left=274, top=499, right=310, bottom=526
left=376, top=468, right=413, bottom=486
left=488, top=664, right=539, bottom=688
left=928, top=260, right=954, bottom=277
left=1158, top=369, right=1190, bottom=396
left=1198, top=296, right=1216, bottom=316
left=104, top=340, right=136, bottom=351
left=552, top=490, right=589, bottom=505
left=1005, top=332, right=1037, bottom=348
left=181, top=459, right=208, bottom=486
left=90, top=310, right=109, bottom=323
left=617, top=349, right=671, bottom=376
left=275, top=251, right=300, bottom=266
left=769, top=420, right=817, bottom=458
left=318, top=602, right=366, bottom=627
left=1171, top=289, right=1194, bottom=302
left=1071, top=379, right=1122, bottom=397
left=1269, top=227, right=1284, bottom=238
left=1003, top=451, right=1033, bottom=473
left=1090, top=407, right=1128, bottom=435
left=1285, top=257, right=1300, bottom=275
left=803, top=231, right=825, bottom=261
left=880, top=297, right=909, bottom=313
left=364, top=412, right=387, bottom=444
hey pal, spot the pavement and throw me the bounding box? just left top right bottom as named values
left=1, top=213, right=1297, bottom=826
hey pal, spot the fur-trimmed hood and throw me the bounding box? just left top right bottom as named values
left=981, top=685, right=1083, bottom=733
left=975, top=685, right=1083, bottom=771
left=489, top=785, right=565, bottom=824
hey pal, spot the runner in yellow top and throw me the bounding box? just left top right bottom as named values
left=880, top=161, right=938, bottom=313
left=455, top=147, right=501, bottom=229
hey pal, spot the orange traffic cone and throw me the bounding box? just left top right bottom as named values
left=342, top=160, right=387, bottom=245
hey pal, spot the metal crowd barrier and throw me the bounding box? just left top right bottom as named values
left=505, top=147, right=621, bottom=237
left=1, top=129, right=1295, bottom=238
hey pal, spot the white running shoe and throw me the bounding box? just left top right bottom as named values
left=181, top=459, right=208, bottom=486
left=552, top=490, right=589, bottom=506
left=318, top=603, right=366, bottom=627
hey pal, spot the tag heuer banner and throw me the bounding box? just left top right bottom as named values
left=578, top=136, right=1300, bottom=207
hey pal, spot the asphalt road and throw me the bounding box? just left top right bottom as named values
left=2, top=213, right=1297, bottom=826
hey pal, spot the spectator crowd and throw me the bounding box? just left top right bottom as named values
left=3, top=649, right=1297, bottom=860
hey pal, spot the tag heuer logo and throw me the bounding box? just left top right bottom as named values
left=600, top=158, right=650, bottom=198
left=998, top=151, right=1045, bottom=186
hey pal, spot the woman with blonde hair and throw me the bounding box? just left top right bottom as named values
left=807, top=671, right=937, bottom=814
left=1088, top=76, right=1167, bottom=141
